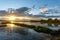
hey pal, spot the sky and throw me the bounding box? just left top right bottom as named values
left=0, top=0, right=60, bottom=15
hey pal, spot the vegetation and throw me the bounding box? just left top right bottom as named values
left=14, top=23, right=60, bottom=40
left=30, top=18, right=60, bottom=26
left=41, top=19, right=60, bottom=24
left=14, top=23, right=60, bottom=36
left=0, top=19, right=60, bottom=40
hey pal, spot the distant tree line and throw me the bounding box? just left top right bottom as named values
left=30, top=18, right=60, bottom=26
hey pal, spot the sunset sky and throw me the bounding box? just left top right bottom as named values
left=0, top=0, right=60, bottom=15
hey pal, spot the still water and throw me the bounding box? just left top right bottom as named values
left=0, top=22, right=52, bottom=40
left=0, top=22, right=60, bottom=40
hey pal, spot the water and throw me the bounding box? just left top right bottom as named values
left=0, top=22, right=60, bottom=40
left=0, top=23, right=52, bottom=40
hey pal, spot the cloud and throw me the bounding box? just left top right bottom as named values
left=16, top=7, right=30, bottom=14
left=39, top=6, right=59, bottom=13
left=40, top=7, right=48, bottom=13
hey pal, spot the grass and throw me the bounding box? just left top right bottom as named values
left=14, top=23, right=60, bottom=36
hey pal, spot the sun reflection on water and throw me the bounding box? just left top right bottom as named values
left=6, top=24, right=15, bottom=30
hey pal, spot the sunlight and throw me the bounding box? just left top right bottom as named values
left=10, top=24, right=15, bottom=27
left=6, top=24, right=15, bottom=30
left=8, top=16, right=16, bottom=21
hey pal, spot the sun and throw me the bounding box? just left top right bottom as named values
left=8, top=16, right=16, bottom=21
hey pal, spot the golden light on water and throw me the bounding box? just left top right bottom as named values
left=10, top=24, right=15, bottom=27
left=6, top=24, right=15, bottom=30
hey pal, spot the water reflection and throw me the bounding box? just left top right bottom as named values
left=17, top=22, right=60, bottom=30
left=6, top=24, right=15, bottom=30
left=0, top=22, right=59, bottom=40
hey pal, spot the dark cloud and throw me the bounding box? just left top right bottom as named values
left=0, top=10, right=7, bottom=16
left=0, top=10, right=6, bottom=13
left=16, top=7, right=30, bottom=13
left=0, top=7, right=30, bottom=16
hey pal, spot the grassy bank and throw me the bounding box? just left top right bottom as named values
left=14, top=23, right=60, bottom=36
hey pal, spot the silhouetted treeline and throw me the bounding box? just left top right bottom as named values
left=30, top=18, right=60, bottom=26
